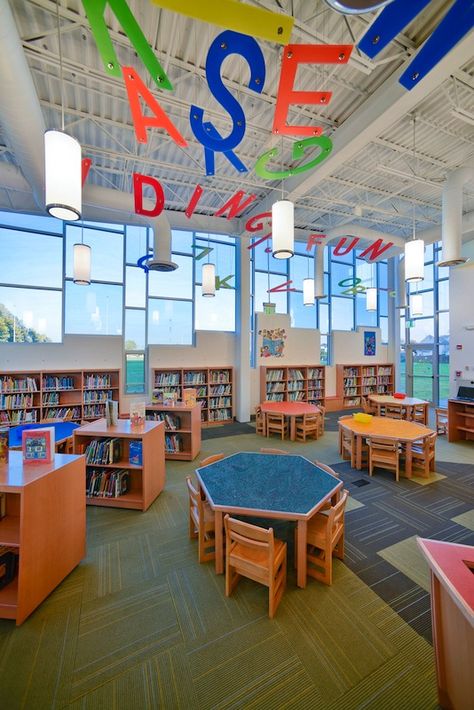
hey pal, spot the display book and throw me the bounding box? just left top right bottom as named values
left=21, top=427, right=55, bottom=464
left=336, top=363, right=394, bottom=408
left=260, top=365, right=326, bottom=405
left=145, top=402, right=201, bottom=461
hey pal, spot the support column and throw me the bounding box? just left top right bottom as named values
left=235, top=238, right=251, bottom=422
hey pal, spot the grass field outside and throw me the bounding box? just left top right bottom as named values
left=399, top=361, right=449, bottom=403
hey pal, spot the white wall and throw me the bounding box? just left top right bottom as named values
left=449, top=240, right=474, bottom=396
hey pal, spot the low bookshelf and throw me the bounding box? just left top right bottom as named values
left=260, top=365, right=325, bottom=406
left=0, top=369, right=120, bottom=425
left=336, top=363, right=394, bottom=408
left=73, top=418, right=165, bottom=511
left=145, top=403, right=201, bottom=461
left=448, top=399, right=474, bottom=442
left=152, top=367, right=234, bottom=425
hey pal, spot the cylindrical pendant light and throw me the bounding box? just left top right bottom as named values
left=202, top=262, right=216, bottom=297
left=366, top=287, right=377, bottom=311
left=44, top=130, right=82, bottom=221
left=404, top=238, right=424, bottom=282
left=73, top=243, right=91, bottom=285
left=410, top=293, right=423, bottom=316
left=303, top=278, right=315, bottom=306
left=271, top=200, right=294, bottom=259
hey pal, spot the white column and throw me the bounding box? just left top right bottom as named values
left=235, top=238, right=251, bottom=421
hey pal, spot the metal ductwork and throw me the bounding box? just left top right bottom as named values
left=314, top=245, right=326, bottom=298
left=0, top=0, right=174, bottom=268
left=439, top=159, right=474, bottom=267
left=396, top=255, right=406, bottom=310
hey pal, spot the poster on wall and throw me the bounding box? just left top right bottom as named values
left=364, top=331, right=376, bottom=357
left=259, top=328, right=286, bottom=358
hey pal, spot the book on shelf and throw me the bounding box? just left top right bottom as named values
left=22, top=427, right=55, bottom=464
left=86, top=469, right=129, bottom=498
left=0, top=546, right=18, bottom=590
left=129, top=440, right=143, bottom=466
left=0, top=492, right=6, bottom=518
left=0, top=427, right=8, bottom=464
left=163, top=391, right=178, bottom=407
left=151, top=389, right=164, bottom=404
left=183, top=388, right=197, bottom=407
left=129, top=399, right=146, bottom=427
left=85, top=438, right=121, bottom=465
left=105, top=399, right=118, bottom=427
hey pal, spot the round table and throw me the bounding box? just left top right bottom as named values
left=260, top=401, right=321, bottom=441
left=369, top=394, right=429, bottom=423
left=338, top=415, right=435, bottom=477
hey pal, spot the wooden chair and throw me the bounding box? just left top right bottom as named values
left=361, top=396, right=376, bottom=415
left=384, top=404, right=404, bottom=420
left=186, top=476, right=216, bottom=563
left=298, top=490, right=349, bottom=586
left=260, top=448, right=288, bottom=455
left=412, top=403, right=428, bottom=425
left=255, top=406, right=266, bottom=436
left=368, top=436, right=401, bottom=482
left=224, top=515, right=287, bottom=619
left=317, top=405, right=326, bottom=436
left=200, top=453, right=225, bottom=466
left=313, top=460, right=339, bottom=478
left=266, top=413, right=288, bottom=440
left=410, top=431, right=437, bottom=478
left=295, top=413, right=320, bottom=442
left=338, top=417, right=355, bottom=467
left=435, top=408, right=448, bottom=435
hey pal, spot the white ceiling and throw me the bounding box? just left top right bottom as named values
left=1, top=0, right=474, bottom=242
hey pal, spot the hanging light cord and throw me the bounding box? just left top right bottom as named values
left=56, top=1, right=65, bottom=131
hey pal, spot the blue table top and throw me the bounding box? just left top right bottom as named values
left=196, top=452, right=341, bottom=518
left=9, top=422, right=79, bottom=448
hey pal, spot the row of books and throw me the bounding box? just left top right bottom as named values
left=343, top=368, right=359, bottom=377
left=42, top=376, right=75, bottom=390
left=0, top=410, right=38, bottom=424
left=345, top=397, right=361, bottom=407
left=146, top=412, right=181, bottom=430
left=196, top=387, right=207, bottom=397
left=209, top=397, right=231, bottom=408
left=84, top=374, right=113, bottom=388
left=183, top=373, right=206, bottom=384
left=265, top=393, right=284, bottom=402
left=288, top=392, right=305, bottom=401
left=42, top=393, right=60, bottom=405
left=344, top=387, right=358, bottom=396
left=378, top=367, right=392, bottom=376
left=165, top=433, right=182, bottom=453
left=210, top=371, right=230, bottom=384
left=287, top=382, right=305, bottom=391
left=209, top=385, right=231, bottom=396
left=43, top=407, right=81, bottom=420
left=308, top=368, right=324, bottom=378
left=288, top=369, right=305, bottom=380
left=83, top=391, right=113, bottom=403
left=86, top=469, right=129, bottom=498
left=377, top=376, right=392, bottom=384
left=208, top=408, right=232, bottom=421
left=308, top=390, right=323, bottom=398
left=343, top=378, right=358, bottom=387
left=0, top=394, right=35, bottom=409
left=83, top=404, right=107, bottom=418
left=265, top=369, right=285, bottom=382
left=0, top=376, right=38, bottom=393
left=266, top=383, right=285, bottom=393
left=85, top=437, right=122, bottom=465
left=362, top=367, right=376, bottom=376
left=154, top=373, right=180, bottom=385
left=307, top=379, right=323, bottom=387
left=362, top=377, right=378, bottom=385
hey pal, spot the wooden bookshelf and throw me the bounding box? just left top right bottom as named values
left=73, top=418, right=165, bottom=511
left=0, top=369, right=120, bottom=425
left=152, top=367, right=234, bottom=425
left=145, top=403, right=201, bottom=460
left=259, top=366, right=325, bottom=406
left=448, top=399, right=474, bottom=442
left=336, top=363, right=394, bottom=408
left=0, top=451, right=86, bottom=625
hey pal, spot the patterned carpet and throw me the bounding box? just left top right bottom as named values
left=0, top=421, right=472, bottom=709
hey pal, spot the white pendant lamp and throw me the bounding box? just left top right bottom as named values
left=271, top=199, right=294, bottom=259
left=303, top=278, right=315, bottom=306
left=73, top=242, right=91, bottom=285
left=45, top=130, right=82, bottom=221
left=366, top=287, right=377, bottom=311
left=202, top=262, right=216, bottom=297
left=404, top=238, right=424, bottom=282
left=410, top=293, right=423, bottom=316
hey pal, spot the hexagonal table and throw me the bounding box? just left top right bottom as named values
left=196, top=452, right=342, bottom=588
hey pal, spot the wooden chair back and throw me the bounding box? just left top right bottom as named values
left=266, top=412, right=288, bottom=440
left=368, top=436, right=400, bottom=481
left=313, top=460, right=339, bottom=477
left=260, top=448, right=288, bottom=454
left=255, top=405, right=266, bottom=436
left=361, top=396, right=375, bottom=414
left=200, top=453, right=225, bottom=466
left=412, top=403, right=428, bottom=424
left=295, top=412, right=320, bottom=442
left=411, top=431, right=437, bottom=478
left=224, top=515, right=287, bottom=618
left=186, top=475, right=216, bottom=563
left=317, top=405, right=326, bottom=435
left=385, top=404, right=404, bottom=419
left=303, top=489, right=349, bottom=585
left=435, top=407, right=448, bottom=435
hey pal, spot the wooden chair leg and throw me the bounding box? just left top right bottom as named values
left=189, top=513, right=197, bottom=539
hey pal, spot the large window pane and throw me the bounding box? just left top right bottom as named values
left=0, top=210, right=63, bottom=234
left=438, top=279, right=449, bottom=311
left=125, top=309, right=145, bottom=349
left=330, top=245, right=353, bottom=264
left=195, top=286, right=235, bottom=331
left=172, top=230, right=193, bottom=254
left=289, top=291, right=316, bottom=328
left=331, top=262, right=354, bottom=295
left=253, top=242, right=287, bottom=273
left=320, top=334, right=328, bottom=364
left=290, top=254, right=311, bottom=288
left=438, top=312, right=449, bottom=339
left=331, top=296, right=354, bottom=330
left=356, top=293, right=377, bottom=326
left=126, top=225, right=148, bottom=264
left=319, top=303, right=329, bottom=334
left=125, top=353, right=145, bottom=394
left=0, top=286, right=62, bottom=342
left=0, top=229, right=62, bottom=288
left=409, top=318, right=434, bottom=344
left=254, top=272, right=287, bottom=313
left=66, top=227, right=124, bottom=283
left=148, top=298, right=192, bottom=344
left=65, top=282, right=123, bottom=335
left=125, top=266, right=146, bottom=308
left=149, top=255, right=193, bottom=298
left=195, top=242, right=235, bottom=285
left=380, top=316, right=388, bottom=343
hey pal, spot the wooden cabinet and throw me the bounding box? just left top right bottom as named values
left=0, top=451, right=86, bottom=625
left=145, top=404, right=201, bottom=460
left=152, top=367, right=234, bottom=425
left=448, top=399, right=474, bottom=442
left=73, top=418, right=165, bottom=511
left=260, top=366, right=325, bottom=406
left=336, top=363, right=394, bottom=408
left=0, top=369, right=120, bottom=425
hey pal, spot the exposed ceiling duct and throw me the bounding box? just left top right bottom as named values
left=439, top=159, right=474, bottom=267
left=0, top=0, right=174, bottom=269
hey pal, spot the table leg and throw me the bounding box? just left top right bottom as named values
left=296, top=520, right=307, bottom=589
left=405, top=442, right=412, bottom=478
left=290, top=415, right=296, bottom=441
left=356, top=434, right=362, bottom=469
left=214, top=511, right=224, bottom=574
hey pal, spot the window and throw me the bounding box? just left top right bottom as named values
left=65, top=282, right=123, bottom=335
left=194, top=234, right=236, bottom=331
left=125, top=352, right=145, bottom=394
left=148, top=298, right=193, bottom=345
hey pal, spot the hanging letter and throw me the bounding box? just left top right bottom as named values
left=133, top=172, right=165, bottom=217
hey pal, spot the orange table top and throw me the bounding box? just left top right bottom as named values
left=261, top=401, right=321, bottom=416
left=369, top=395, right=429, bottom=406
left=338, top=415, right=433, bottom=441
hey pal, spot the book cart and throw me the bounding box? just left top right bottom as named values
left=73, top=419, right=165, bottom=511
left=145, top=403, right=201, bottom=460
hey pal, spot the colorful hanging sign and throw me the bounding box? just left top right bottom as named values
left=255, top=136, right=333, bottom=180
left=259, top=328, right=287, bottom=358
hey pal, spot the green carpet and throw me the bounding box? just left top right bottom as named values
left=0, top=422, right=463, bottom=708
